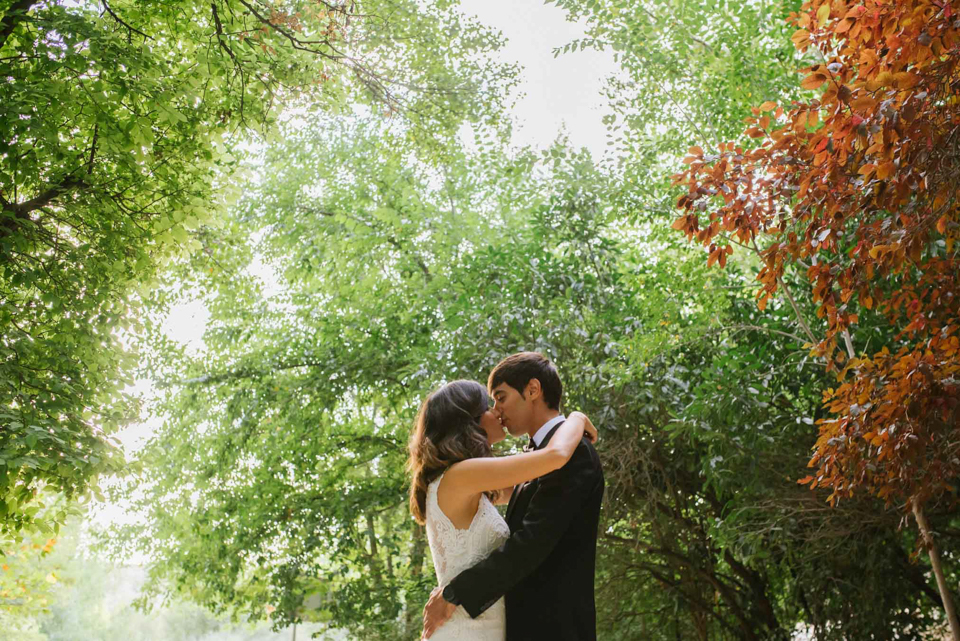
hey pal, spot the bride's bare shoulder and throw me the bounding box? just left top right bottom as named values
left=437, top=461, right=476, bottom=496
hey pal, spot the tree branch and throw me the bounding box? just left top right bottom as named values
left=210, top=1, right=247, bottom=124
left=233, top=0, right=407, bottom=110
left=170, top=359, right=324, bottom=387
left=100, top=0, right=152, bottom=41
left=840, top=328, right=855, bottom=359
left=299, top=205, right=432, bottom=282
left=1, top=175, right=88, bottom=237
left=638, top=563, right=741, bottom=637
left=744, top=238, right=820, bottom=346
left=722, top=323, right=806, bottom=344
left=87, top=124, right=99, bottom=173
left=776, top=272, right=818, bottom=345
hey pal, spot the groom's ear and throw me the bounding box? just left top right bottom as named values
left=524, top=378, right=542, bottom=402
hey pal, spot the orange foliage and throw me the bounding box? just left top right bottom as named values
left=672, top=0, right=960, bottom=507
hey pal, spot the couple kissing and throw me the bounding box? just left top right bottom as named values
left=407, top=352, right=604, bottom=641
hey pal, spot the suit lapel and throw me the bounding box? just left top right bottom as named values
left=505, top=483, right=519, bottom=525
left=506, top=480, right=531, bottom=528
left=505, top=421, right=567, bottom=528
left=505, top=479, right=530, bottom=525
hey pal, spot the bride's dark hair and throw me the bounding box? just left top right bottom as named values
left=407, top=380, right=500, bottom=525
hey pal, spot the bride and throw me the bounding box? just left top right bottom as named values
left=407, top=379, right=596, bottom=640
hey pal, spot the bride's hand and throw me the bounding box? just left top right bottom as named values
left=569, top=411, right=598, bottom=444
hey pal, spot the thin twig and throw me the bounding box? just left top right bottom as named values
left=101, top=0, right=153, bottom=41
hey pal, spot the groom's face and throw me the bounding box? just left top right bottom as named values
left=490, top=382, right=533, bottom=437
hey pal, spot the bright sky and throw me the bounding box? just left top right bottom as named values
left=461, top=0, right=618, bottom=158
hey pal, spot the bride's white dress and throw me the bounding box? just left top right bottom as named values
left=425, top=472, right=510, bottom=640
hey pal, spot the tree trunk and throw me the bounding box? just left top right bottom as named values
left=404, top=524, right=428, bottom=630
left=914, top=503, right=960, bottom=640
left=365, top=512, right=384, bottom=589
left=724, top=549, right=780, bottom=634
left=0, top=0, right=35, bottom=51
left=409, top=523, right=427, bottom=580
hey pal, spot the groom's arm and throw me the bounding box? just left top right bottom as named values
left=446, top=439, right=600, bottom=618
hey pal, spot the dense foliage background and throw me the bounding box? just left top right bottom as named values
left=2, top=0, right=958, bottom=639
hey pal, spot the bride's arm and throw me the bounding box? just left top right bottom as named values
left=442, top=412, right=595, bottom=497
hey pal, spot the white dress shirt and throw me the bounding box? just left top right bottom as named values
left=531, top=415, right=566, bottom=448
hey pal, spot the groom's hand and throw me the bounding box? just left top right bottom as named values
left=422, top=586, right=456, bottom=639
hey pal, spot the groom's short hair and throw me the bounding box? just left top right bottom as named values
left=488, top=352, right=562, bottom=410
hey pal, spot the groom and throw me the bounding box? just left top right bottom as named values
left=422, top=352, right=605, bottom=640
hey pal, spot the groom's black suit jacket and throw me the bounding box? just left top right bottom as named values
left=446, top=421, right=605, bottom=641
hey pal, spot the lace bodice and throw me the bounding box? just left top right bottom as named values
left=424, top=471, right=510, bottom=640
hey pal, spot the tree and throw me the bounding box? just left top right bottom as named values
left=0, top=0, right=512, bottom=541
left=596, top=302, right=957, bottom=640
left=548, top=0, right=805, bottom=230
left=106, top=115, right=541, bottom=638
left=672, top=0, right=960, bottom=634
